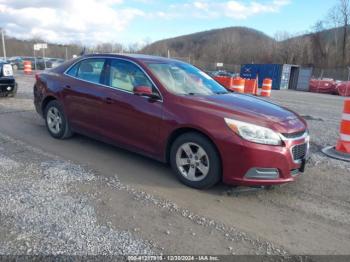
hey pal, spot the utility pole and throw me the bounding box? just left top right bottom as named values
left=65, top=46, right=68, bottom=61
left=33, top=49, right=37, bottom=70
left=1, top=29, right=7, bottom=60
left=43, top=44, right=46, bottom=69
left=167, top=49, right=170, bottom=58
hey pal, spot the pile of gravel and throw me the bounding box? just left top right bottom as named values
left=0, top=154, right=156, bottom=255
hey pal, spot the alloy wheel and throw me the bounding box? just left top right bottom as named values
left=175, top=142, right=210, bottom=182
left=46, top=107, right=63, bottom=135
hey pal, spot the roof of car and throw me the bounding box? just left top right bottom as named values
left=83, top=53, right=183, bottom=63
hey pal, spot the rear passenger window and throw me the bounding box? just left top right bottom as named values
left=66, top=63, right=79, bottom=77
left=68, top=59, right=106, bottom=84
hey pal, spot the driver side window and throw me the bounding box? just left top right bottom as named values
left=108, top=59, right=154, bottom=93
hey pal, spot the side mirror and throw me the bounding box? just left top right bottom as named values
left=133, top=85, right=160, bottom=99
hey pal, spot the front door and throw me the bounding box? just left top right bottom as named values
left=100, top=58, right=163, bottom=156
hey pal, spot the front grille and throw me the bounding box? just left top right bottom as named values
left=0, top=79, right=15, bottom=83
left=282, top=130, right=306, bottom=139
left=292, top=143, right=307, bottom=161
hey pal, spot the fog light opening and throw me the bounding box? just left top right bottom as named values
left=6, top=86, right=12, bottom=91
left=244, top=168, right=280, bottom=180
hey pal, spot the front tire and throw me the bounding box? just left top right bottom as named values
left=44, top=100, right=72, bottom=139
left=170, top=132, right=221, bottom=189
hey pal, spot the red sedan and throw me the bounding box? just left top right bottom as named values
left=34, top=54, right=309, bottom=189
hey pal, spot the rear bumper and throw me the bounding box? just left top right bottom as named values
left=33, top=85, right=43, bottom=116
left=218, top=133, right=309, bottom=186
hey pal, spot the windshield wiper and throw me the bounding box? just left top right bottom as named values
left=186, top=92, right=202, bottom=96
left=186, top=91, right=229, bottom=96
left=215, top=91, right=229, bottom=95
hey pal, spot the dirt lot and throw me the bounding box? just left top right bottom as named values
left=0, top=72, right=350, bottom=256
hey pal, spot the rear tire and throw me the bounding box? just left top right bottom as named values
left=44, top=100, right=73, bottom=139
left=170, top=132, right=221, bottom=189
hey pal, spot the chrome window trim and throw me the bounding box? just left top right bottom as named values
left=63, top=56, right=164, bottom=102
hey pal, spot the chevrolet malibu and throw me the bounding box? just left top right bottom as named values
left=34, top=54, right=309, bottom=189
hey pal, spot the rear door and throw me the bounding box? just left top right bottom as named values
left=62, top=58, right=109, bottom=136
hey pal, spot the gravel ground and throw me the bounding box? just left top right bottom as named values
left=0, top=72, right=34, bottom=114
left=269, top=90, right=350, bottom=171
left=0, top=133, right=157, bottom=255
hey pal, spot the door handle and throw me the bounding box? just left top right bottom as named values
left=105, top=97, right=114, bottom=104
left=64, top=84, right=71, bottom=89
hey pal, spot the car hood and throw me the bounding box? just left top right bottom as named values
left=187, top=93, right=306, bottom=133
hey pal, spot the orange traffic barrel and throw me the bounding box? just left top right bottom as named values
left=337, top=98, right=350, bottom=153
left=232, top=77, right=245, bottom=93
left=214, top=76, right=234, bottom=89
left=225, top=77, right=234, bottom=89
left=261, top=78, right=272, bottom=97
left=244, top=79, right=257, bottom=95
left=23, top=61, right=32, bottom=75
left=322, top=98, right=350, bottom=161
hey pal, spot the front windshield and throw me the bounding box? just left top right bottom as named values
left=146, top=62, right=228, bottom=95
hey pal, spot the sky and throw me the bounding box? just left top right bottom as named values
left=0, top=0, right=339, bottom=46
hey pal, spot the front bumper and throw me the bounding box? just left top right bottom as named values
left=0, top=78, right=17, bottom=96
left=219, top=133, right=309, bottom=186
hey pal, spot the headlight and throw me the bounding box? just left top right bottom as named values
left=224, top=118, right=282, bottom=145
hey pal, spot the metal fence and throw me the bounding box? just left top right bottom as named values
left=171, top=56, right=350, bottom=83
left=170, top=56, right=241, bottom=73
left=194, top=61, right=241, bottom=73
left=312, top=67, right=350, bottom=81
